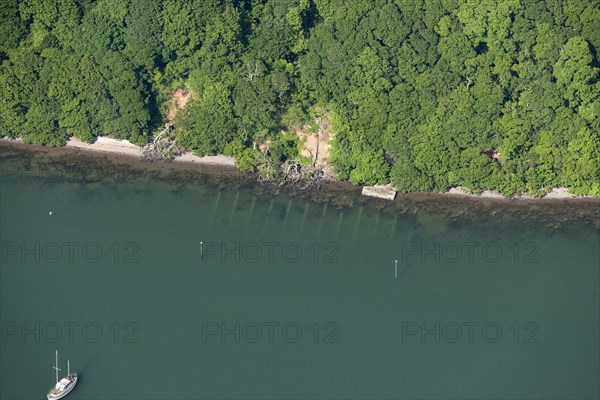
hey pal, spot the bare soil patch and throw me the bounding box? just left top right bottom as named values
left=167, top=89, right=192, bottom=124
left=296, top=117, right=332, bottom=168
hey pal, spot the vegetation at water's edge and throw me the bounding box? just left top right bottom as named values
left=1, top=0, right=598, bottom=196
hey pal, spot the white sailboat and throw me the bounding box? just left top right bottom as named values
left=47, top=350, right=78, bottom=400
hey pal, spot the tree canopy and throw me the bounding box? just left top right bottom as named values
left=0, top=0, right=598, bottom=195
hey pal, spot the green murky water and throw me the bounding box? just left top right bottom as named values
left=1, top=153, right=598, bottom=399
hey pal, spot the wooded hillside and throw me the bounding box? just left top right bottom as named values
left=1, top=0, right=598, bottom=195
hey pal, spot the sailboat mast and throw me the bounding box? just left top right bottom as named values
left=68, top=360, right=70, bottom=376
left=55, top=350, right=59, bottom=383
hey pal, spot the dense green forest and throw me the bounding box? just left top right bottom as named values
left=1, top=0, right=598, bottom=195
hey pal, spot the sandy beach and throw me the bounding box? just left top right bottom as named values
left=174, top=152, right=235, bottom=166
left=65, top=136, right=235, bottom=166
left=66, top=137, right=143, bottom=157
left=444, top=186, right=583, bottom=200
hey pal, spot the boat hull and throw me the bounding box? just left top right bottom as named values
left=47, top=375, right=77, bottom=400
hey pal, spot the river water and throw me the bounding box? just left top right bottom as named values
left=1, top=146, right=598, bottom=399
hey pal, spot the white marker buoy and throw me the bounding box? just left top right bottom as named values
left=200, top=241, right=203, bottom=257
left=49, top=211, right=53, bottom=215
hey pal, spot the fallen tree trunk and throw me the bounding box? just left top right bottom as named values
left=142, top=125, right=181, bottom=161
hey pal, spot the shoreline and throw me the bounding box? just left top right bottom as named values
left=2, top=137, right=595, bottom=202
left=1, top=139, right=598, bottom=229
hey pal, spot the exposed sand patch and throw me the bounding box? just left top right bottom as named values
left=174, top=152, right=236, bottom=166
left=446, top=188, right=505, bottom=198
left=64, top=137, right=235, bottom=166
left=543, top=187, right=577, bottom=199
left=447, top=187, right=472, bottom=196
left=66, top=137, right=143, bottom=157
left=297, top=119, right=331, bottom=167
left=445, top=186, right=586, bottom=199
left=298, top=127, right=312, bottom=159
left=481, top=190, right=505, bottom=198
left=0, top=136, right=23, bottom=142
left=167, top=89, right=192, bottom=124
